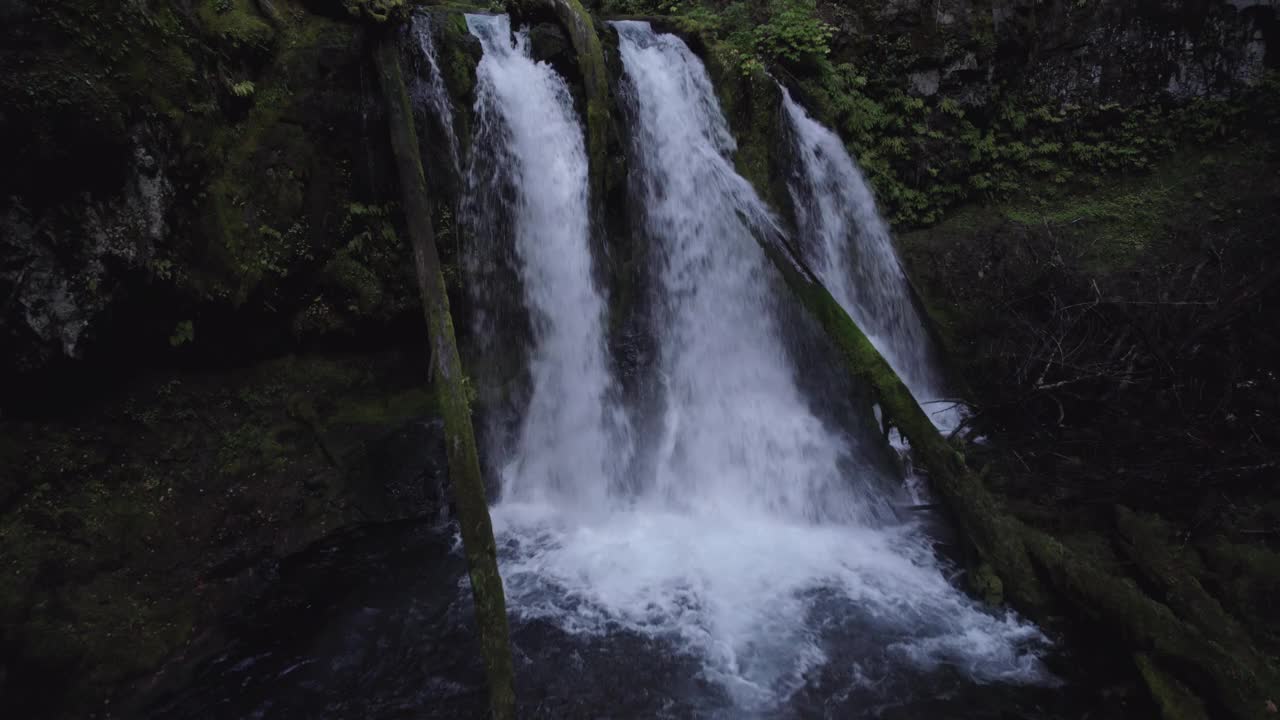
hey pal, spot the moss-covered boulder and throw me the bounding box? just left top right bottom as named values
left=0, top=351, right=446, bottom=719
left=341, top=0, right=409, bottom=24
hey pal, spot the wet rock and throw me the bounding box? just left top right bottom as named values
left=1, top=126, right=171, bottom=368
left=909, top=69, right=940, bottom=96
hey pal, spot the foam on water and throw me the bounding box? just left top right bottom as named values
left=494, top=503, right=1049, bottom=708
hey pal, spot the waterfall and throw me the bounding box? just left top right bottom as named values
left=463, top=14, right=628, bottom=510
left=470, top=19, right=1053, bottom=713
left=408, top=13, right=461, bottom=175
left=615, top=23, right=891, bottom=528
left=780, top=89, right=962, bottom=432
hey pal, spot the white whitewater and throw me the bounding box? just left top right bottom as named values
left=781, top=89, right=961, bottom=433
left=616, top=24, right=889, bottom=529
left=465, top=14, right=627, bottom=509
left=459, top=16, right=1051, bottom=713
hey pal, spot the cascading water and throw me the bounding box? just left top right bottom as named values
left=143, top=14, right=1085, bottom=720
left=781, top=89, right=961, bottom=433
left=408, top=14, right=461, bottom=174
left=478, top=19, right=1052, bottom=715
left=464, top=14, right=628, bottom=509
left=616, top=24, right=892, bottom=529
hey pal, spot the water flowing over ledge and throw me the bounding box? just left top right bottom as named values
left=780, top=88, right=961, bottom=433
left=435, top=17, right=1059, bottom=713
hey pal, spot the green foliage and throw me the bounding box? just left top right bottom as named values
left=230, top=79, right=257, bottom=97
left=799, top=53, right=1267, bottom=225
left=750, top=0, right=833, bottom=66
left=711, top=0, right=832, bottom=73
left=169, top=319, right=196, bottom=347
left=198, top=0, right=275, bottom=51
left=341, top=0, right=410, bottom=24
left=660, top=0, right=1280, bottom=227
left=252, top=222, right=312, bottom=279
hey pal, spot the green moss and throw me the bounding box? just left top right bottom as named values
left=1199, top=537, right=1280, bottom=651
left=198, top=0, right=276, bottom=51
left=0, top=350, right=442, bottom=715
left=648, top=3, right=1280, bottom=227
left=217, top=423, right=289, bottom=476
left=969, top=563, right=1004, bottom=606
left=329, top=385, right=437, bottom=427
left=1135, top=653, right=1210, bottom=720
left=1002, top=174, right=1178, bottom=271
left=177, top=8, right=368, bottom=308
left=712, top=56, right=777, bottom=199
left=440, top=12, right=481, bottom=102
left=342, top=0, right=410, bottom=23
left=1114, top=507, right=1267, bottom=671
left=0, top=467, right=199, bottom=696
left=1023, top=529, right=1268, bottom=720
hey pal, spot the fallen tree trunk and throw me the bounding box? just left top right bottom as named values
left=373, top=34, right=517, bottom=720
left=757, top=237, right=1046, bottom=605
left=755, top=232, right=1273, bottom=719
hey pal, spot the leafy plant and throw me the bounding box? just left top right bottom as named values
left=751, top=0, right=833, bottom=66
left=169, top=320, right=195, bottom=347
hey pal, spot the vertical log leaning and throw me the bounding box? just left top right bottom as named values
left=373, top=35, right=517, bottom=720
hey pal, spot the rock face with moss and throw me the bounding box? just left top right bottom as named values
left=0, top=2, right=485, bottom=717
left=342, top=0, right=409, bottom=24
left=0, top=0, right=419, bottom=387
left=611, top=0, right=1277, bottom=225
left=0, top=351, right=448, bottom=718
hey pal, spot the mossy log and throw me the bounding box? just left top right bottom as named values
left=373, top=35, right=517, bottom=720
left=1115, top=507, right=1258, bottom=660
left=1021, top=530, right=1267, bottom=719
left=757, top=236, right=1046, bottom=606
left=1134, top=653, right=1210, bottom=720
left=1115, top=508, right=1279, bottom=711
left=755, top=234, right=1274, bottom=719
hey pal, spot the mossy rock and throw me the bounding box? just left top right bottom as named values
left=198, top=0, right=277, bottom=54
left=341, top=0, right=409, bottom=24
left=968, top=563, right=1004, bottom=606
left=1134, top=653, right=1210, bottom=720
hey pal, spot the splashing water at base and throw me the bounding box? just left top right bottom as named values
left=495, top=504, right=1051, bottom=711
left=458, top=16, right=1053, bottom=714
